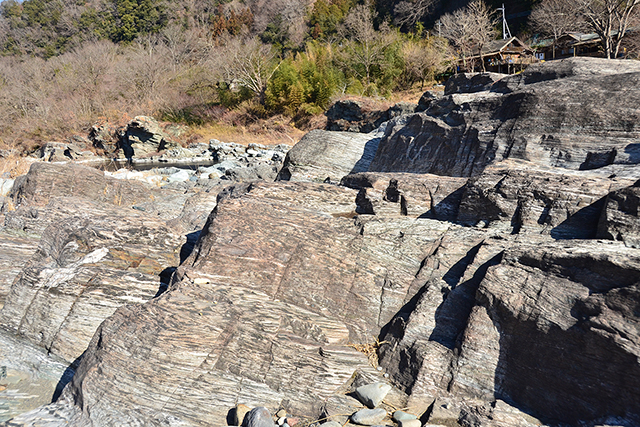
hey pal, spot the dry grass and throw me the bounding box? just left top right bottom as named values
left=0, top=153, right=35, bottom=179
left=389, top=82, right=445, bottom=104
left=191, top=122, right=306, bottom=147
left=348, top=337, right=388, bottom=368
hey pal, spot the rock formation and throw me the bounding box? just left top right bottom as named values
left=2, top=57, right=640, bottom=427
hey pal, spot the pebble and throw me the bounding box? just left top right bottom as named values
left=398, top=419, right=421, bottom=427
left=355, top=382, right=392, bottom=408
left=276, top=410, right=287, bottom=418
left=392, top=411, right=417, bottom=422
left=320, top=422, right=342, bottom=427
left=277, top=417, right=286, bottom=426
left=287, top=417, right=299, bottom=426
left=351, top=408, right=387, bottom=425
left=242, top=407, right=276, bottom=427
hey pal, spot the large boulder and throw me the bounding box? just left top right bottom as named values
left=277, top=129, right=382, bottom=183
left=444, top=72, right=507, bottom=95
left=118, top=116, right=181, bottom=159
left=325, top=99, right=416, bottom=133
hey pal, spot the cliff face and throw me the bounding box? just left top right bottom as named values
left=368, top=57, right=640, bottom=176
left=2, top=58, right=640, bottom=427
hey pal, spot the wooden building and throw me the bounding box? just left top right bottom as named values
left=462, top=37, right=537, bottom=74
left=534, top=30, right=637, bottom=60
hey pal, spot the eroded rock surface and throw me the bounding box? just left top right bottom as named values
left=370, top=58, right=640, bottom=176
left=4, top=57, right=640, bottom=427
left=277, top=130, right=381, bottom=183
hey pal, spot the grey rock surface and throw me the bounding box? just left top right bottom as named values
left=597, top=179, right=640, bottom=247
left=277, top=130, right=381, bottom=183
left=369, top=58, right=640, bottom=176
left=444, top=72, right=507, bottom=95
left=4, top=57, right=640, bottom=427
left=242, top=407, right=276, bottom=427
left=325, top=100, right=415, bottom=133
left=392, top=411, right=416, bottom=422
left=119, top=116, right=181, bottom=158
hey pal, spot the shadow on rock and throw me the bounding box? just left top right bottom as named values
left=550, top=196, right=607, bottom=239
left=430, top=249, right=502, bottom=349
left=180, top=231, right=201, bottom=263
left=51, top=353, right=84, bottom=403
left=418, top=186, right=466, bottom=222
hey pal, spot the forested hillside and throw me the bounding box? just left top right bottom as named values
left=0, top=0, right=635, bottom=153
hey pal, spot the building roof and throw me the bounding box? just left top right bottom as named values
left=466, top=37, right=532, bottom=60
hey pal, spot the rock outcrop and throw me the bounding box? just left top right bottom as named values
left=597, top=179, right=640, bottom=247
left=277, top=130, right=382, bottom=183
left=0, top=163, right=188, bottom=365
left=325, top=99, right=416, bottom=133
left=443, top=72, right=507, bottom=95
left=3, top=57, right=640, bottom=427
left=118, top=116, right=183, bottom=159
left=369, top=58, right=640, bottom=176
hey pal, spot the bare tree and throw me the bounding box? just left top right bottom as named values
left=573, top=0, right=640, bottom=58
left=401, top=36, right=450, bottom=88
left=393, top=0, right=436, bottom=28
left=441, top=0, right=497, bottom=72
left=338, top=4, right=399, bottom=88
left=222, top=36, right=281, bottom=103
left=530, top=0, right=586, bottom=59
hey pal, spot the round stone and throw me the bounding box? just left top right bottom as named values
left=399, top=419, right=422, bottom=427
left=392, top=411, right=417, bottom=423
left=351, top=408, right=387, bottom=425
left=242, top=407, right=275, bottom=427
left=355, top=382, right=392, bottom=408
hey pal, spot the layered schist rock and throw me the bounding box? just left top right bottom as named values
left=10, top=182, right=483, bottom=425
left=5, top=58, right=640, bottom=427
left=597, top=179, right=640, bottom=247
left=277, top=130, right=382, bottom=183
left=369, top=58, right=640, bottom=176
left=0, top=162, right=190, bottom=421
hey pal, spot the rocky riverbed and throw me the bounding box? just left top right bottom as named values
left=1, top=57, right=639, bottom=427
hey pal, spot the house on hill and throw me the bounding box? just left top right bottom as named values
left=463, top=37, right=537, bottom=74
left=534, top=29, right=637, bottom=60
